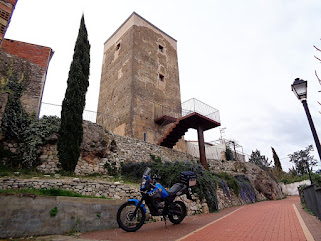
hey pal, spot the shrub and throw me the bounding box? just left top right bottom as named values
left=20, top=116, right=60, bottom=168
left=50, top=207, right=58, bottom=217
left=215, top=172, right=240, bottom=196
left=1, top=75, right=30, bottom=140
left=225, top=147, right=233, bottom=161
left=235, top=175, right=256, bottom=203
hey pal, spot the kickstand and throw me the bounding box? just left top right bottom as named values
left=163, top=216, right=167, bottom=228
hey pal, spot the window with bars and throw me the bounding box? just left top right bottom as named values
left=0, top=9, right=10, bottom=21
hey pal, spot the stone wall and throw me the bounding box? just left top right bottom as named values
left=279, top=180, right=311, bottom=196
left=0, top=177, right=140, bottom=200
left=35, top=121, right=198, bottom=175
left=0, top=194, right=124, bottom=238
left=0, top=176, right=260, bottom=217
left=0, top=177, right=209, bottom=217
left=0, top=49, right=45, bottom=120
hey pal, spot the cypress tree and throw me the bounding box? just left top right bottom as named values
left=58, top=15, right=90, bottom=172
left=271, top=147, right=282, bottom=171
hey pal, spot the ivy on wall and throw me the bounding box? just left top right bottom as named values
left=0, top=63, right=28, bottom=140
left=0, top=61, right=60, bottom=168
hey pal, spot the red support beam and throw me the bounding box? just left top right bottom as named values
left=197, top=125, right=208, bottom=169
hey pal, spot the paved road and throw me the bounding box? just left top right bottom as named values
left=35, top=196, right=321, bottom=241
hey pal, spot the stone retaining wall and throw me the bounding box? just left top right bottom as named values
left=0, top=194, right=124, bottom=238
left=0, top=177, right=140, bottom=200
left=0, top=176, right=264, bottom=215
left=34, top=121, right=199, bottom=175
left=0, top=177, right=209, bottom=216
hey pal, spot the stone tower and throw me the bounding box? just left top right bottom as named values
left=97, top=12, right=182, bottom=145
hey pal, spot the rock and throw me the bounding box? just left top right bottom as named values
left=81, top=121, right=109, bottom=158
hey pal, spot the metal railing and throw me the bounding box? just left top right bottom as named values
left=154, top=98, right=220, bottom=124
left=39, top=102, right=98, bottom=123
left=40, top=98, right=221, bottom=127
left=181, top=98, right=220, bottom=123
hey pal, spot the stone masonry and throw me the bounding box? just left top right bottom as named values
left=97, top=12, right=182, bottom=148
left=0, top=40, right=53, bottom=121
left=0, top=176, right=261, bottom=217
left=34, top=121, right=198, bottom=175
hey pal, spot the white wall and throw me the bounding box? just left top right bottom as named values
left=279, top=180, right=311, bottom=196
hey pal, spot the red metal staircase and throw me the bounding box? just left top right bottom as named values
left=158, top=112, right=220, bottom=148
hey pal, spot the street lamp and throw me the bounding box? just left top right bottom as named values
left=291, top=78, right=321, bottom=162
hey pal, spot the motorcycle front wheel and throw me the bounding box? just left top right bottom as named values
left=168, top=200, right=186, bottom=224
left=117, top=201, right=146, bottom=232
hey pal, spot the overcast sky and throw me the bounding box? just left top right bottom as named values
left=5, top=0, right=321, bottom=171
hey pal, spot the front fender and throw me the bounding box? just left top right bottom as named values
left=128, top=198, right=147, bottom=213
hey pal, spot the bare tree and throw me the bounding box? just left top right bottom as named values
left=314, top=40, right=321, bottom=113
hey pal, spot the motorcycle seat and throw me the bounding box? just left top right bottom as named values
left=167, top=183, right=185, bottom=196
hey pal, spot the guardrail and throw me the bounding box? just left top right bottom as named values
left=154, top=98, right=220, bottom=124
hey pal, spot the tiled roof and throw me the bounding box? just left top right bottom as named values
left=1, top=38, right=53, bottom=68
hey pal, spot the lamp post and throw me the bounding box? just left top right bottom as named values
left=291, top=78, right=321, bottom=162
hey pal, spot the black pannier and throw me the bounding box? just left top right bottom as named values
left=180, top=171, right=196, bottom=186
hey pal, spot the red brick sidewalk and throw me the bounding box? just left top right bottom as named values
left=180, top=196, right=308, bottom=241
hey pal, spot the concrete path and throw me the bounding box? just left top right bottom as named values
left=34, top=196, right=321, bottom=241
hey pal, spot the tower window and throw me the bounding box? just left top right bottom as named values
left=0, top=23, right=5, bottom=34
left=143, top=133, right=147, bottom=142
left=0, top=9, right=10, bottom=21
left=116, top=43, right=120, bottom=50
left=158, top=45, right=164, bottom=53
left=158, top=74, right=164, bottom=81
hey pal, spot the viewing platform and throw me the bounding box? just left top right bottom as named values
left=156, top=98, right=221, bottom=169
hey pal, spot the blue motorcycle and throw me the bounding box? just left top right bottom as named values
left=116, top=167, right=196, bottom=232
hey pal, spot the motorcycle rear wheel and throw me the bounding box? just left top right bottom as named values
left=117, top=201, right=146, bottom=232
left=168, top=200, right=186, bottom=224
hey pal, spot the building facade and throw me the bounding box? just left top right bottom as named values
left=97, top=12, right=182, bottom=145
left=0, top=0, right=17, bottom=47
left=0, top=39, right=53, bottom=118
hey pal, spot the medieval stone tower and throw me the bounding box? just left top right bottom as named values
left=97, top=12, right=182, bottom=145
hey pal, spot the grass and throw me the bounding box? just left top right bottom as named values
left=0, top=165, right=139, bottom=186
left=0, top=188, right=111, bottom=199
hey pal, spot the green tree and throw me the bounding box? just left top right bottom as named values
left=271, top=147, right=282, bottom=171
left=0, top=69, right=29, bottom=140
left=288, top=145, right=317, bottom=176
left=58, top=15, right=90, bottom=172
left=249, top=149, right=271, bottom=168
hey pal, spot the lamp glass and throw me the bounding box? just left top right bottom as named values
left=292, top=79, right=307, bottom=100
